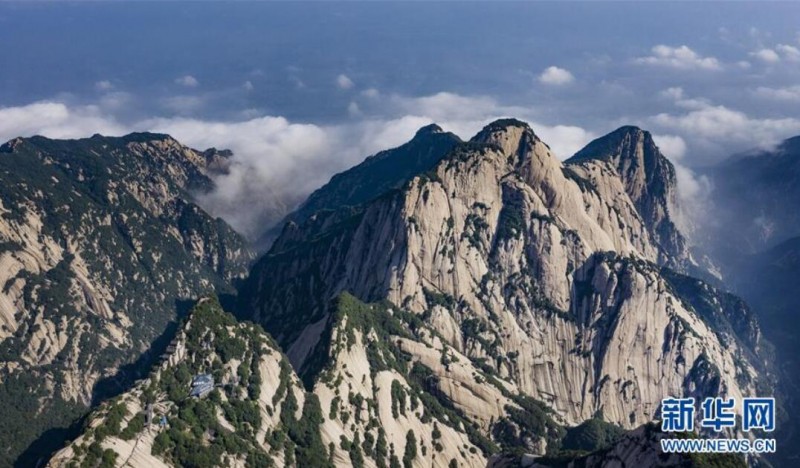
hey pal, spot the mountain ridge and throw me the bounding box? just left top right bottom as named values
left=255, top=124, right=462, bottom=250
left=4, top=120, right=769, bottom=467
left=240, top=118, right=767, bottom=435
left=0, top=132, right=253, bottom=466
left=567, top=125, right=691, bottom=270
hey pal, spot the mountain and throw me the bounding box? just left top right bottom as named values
left=52, top=296, right=740, bottom=468
left=704, top=135, right=800, bottom=262
left=239, top=119, right=768, bottom=441
left=49, top=295, right=564, bottom=468
left=255, top=124, right=461, bottom=250
left=40, top=120, right=765, bottom=467
left=728, top=236, right=800, bottom=462
left=528, top=422, right=747, bottom=468
left=567, top=125, right=691, bottom=270
left=695, top=136, right=800, bottom=464
left=0, top=133, right=253, bottom=466
left=732, top=236, right=800, bottom=348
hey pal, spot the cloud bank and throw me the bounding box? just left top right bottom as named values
left=2, top=83, right=797, bottom=242
left=636, top=45, right=722, bottom=70
left=539, top=66, right=575, bottom=85
left=0, top=93, right=599, bottom=238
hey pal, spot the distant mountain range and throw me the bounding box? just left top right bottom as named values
left=3, top=120, right=797, bottom=467
left=702, top=136, right=800, bottom=263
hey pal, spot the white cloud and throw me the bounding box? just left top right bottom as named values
left=750, top=44, right=800, bottom=64
left=347, top=101, right=361, bottom=116
left=243, top=80, right=254, bottom=91
left=95, top=80, right=114, bottom=91
left=536, top=125, right=595, bottom=158
left=175, top=75, right=199, bottom=87
left=0, top=102, right=125, bottom=141
left=290, top=76, right=306, bottom=89
left=675, top=97, right=712, bottom=111
left=635, top=45, right=721, bottom=70
left=7, top=86, right=800, bottom=244
left=754, top=85, right=800, bottom=102
left=98, top=91, right=133, bottom=110
left=361, top=88, right=380, bottom=98
left=162, top=95, right=205, bottom=114
left=8, top=87, right=798, bottom=243
left=650, top=132, right=710, bottom=240
left=751, top=48, right=781, bottom=63
left=651, top=134, right=687, bottom=160
left=660, top=87, right=685, bottom=101
left=777, top=44, right=800, bottom=62
left=336, top=74, right=354, bottom=90
left=538, top=66, right=575, bottom=85
left=659, top=86, right=710, bottom=110
left=392, top=92, right=517, bottom=123
left=143, top=115, right=337, bottom=235
left=673, top=162, right=712, bottom=240
left=383, top=92, right=596, bottom=158
left=649, top=100, right=800, bottom=155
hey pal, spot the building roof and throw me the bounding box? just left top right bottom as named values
left=191, top=374, right=214, bottom=387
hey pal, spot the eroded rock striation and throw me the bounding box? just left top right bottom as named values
left=241, top=119, right=767, bottom=433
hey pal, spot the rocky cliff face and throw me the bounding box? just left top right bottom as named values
left=0, top=133, right=253, bottom=466
left=567, top=126, right=691, bottom=270
left=256, top=124, right=461, bottom=250
left=241, top=120, right=766, bottom=436
left=50, top=295, right=524, bottom=468
left=45, top=120, right=767, bottom=467
left=51, top=291, right=752, bottom=467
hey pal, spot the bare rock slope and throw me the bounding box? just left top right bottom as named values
left=50, top=295, right=519, bottom=468
left=0, top=133, right=253, bottom=466
left=47, top=121, right=770, bottom=467
left=241, top=120, right=768, bottom=437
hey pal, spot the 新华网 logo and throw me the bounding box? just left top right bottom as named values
left=658, top=396, right=776, bottom=455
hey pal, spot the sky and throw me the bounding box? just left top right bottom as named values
left=1, top=1, right=800, bottom=237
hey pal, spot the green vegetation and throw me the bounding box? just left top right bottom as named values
left=686, top=352, right=722, bottom=396
left=493, top=395, right=565, bottom=455
left=59, top=298, right=275, bottom=468
left=391, top=380, right=407, bottom=418
left=375, top=428, right=389, bottom=468
left=675, top=431, right=747, bottom=468
left=407, top=363, right=498, bottom=456
left=319, top=293, right=423, bottom=381
left=463, top=213, right=490, bottom=250
left=119, top=413, right=146, bottom=440
left=94, top=402, right=127, bottom=441
left=341, top=431, right=365, bottom=468
left=495, top=189, right=526, bottom=242
left=0, top=134, right=252, bottom=466
left=80, top=441, right=118, bottom=468
left=560, top=414, right=624, bottom=452
left=402, top=431, right=417, bottom=468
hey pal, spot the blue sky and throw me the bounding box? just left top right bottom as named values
left=2, top=1, right=800, bottom=235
